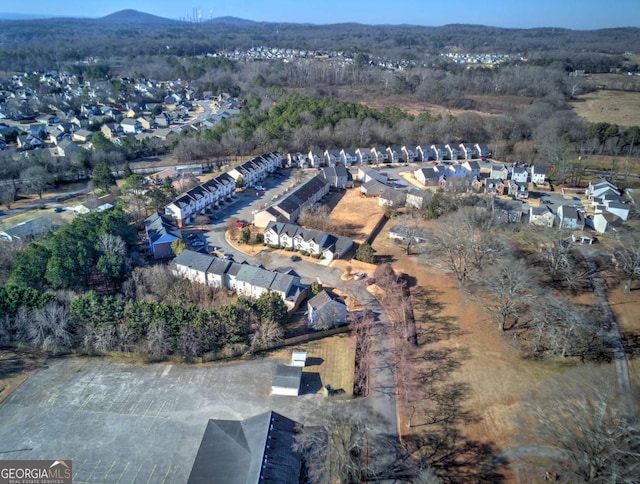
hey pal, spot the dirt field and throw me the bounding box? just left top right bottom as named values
left=325, top=187, right=386, bottom=243
left=267, top=334, right=355, bottom=397
left=608, top=286, right=640, bottom=387
left=570, top=89, right=640, bottom=126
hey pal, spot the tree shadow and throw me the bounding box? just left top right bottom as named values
left=404, top=381, right=506, bottom=482
left=620, top=330, right=640, bottom=359
left=375, top=254, right=397, bottom=264
left=411, top=347, right=471, bottom=385
left=411, top=287, right=466, bottom=344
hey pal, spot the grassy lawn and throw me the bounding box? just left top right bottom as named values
left=267, top=334, right=355, bottom=397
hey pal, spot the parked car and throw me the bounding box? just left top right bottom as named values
left=235, top=220, right=248, bottom=228
left=290, top=255, right=301, bottom=262
left=54, top=206, right=65, bottom=213
left=223, top=252, right=233, bottom=259
left=354, top=272, right=367, bottom=280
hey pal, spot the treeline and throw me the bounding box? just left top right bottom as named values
left=8, top=208, right=137, bottom=291
left=0, top=287, right=289, bottom=361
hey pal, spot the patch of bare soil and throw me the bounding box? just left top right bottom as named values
left=0, top=348, right=48, bottom=404
left=325, top=187, right=385, bottom=243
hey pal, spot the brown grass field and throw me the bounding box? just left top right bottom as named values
left=367, top=210, right=640, bottom=481
left=570, top=89, right=640, bottom=127
left=324, top=186, right=386, bottom=243
left=267, top=334, right=355, bottom=397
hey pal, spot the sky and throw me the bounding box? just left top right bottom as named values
left=5, top=0, right=640, bottom=30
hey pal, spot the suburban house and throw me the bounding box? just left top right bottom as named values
left=596, top=201, right=630, bottom=221
left=402, top=145, right=420, bottom=162
left=307, top=149, right=324, bottom=168
left=56, top=139, right=79, bottom=157
left=358, top=167, right=388, bottom=184
left=459, top=143, right=477, bottom=160
left=187, top=411, right=302, bottom=484
left=405, top=189, right=430, bottom=210
left=254, top=175, right=329, bottom=228
left=72, top=129, right=93, bottom=143
left=474, top=143, right=491, bottom=158
left=587, top=178, right=621, bottom=200
left=511, top=166, right=529, bottom=183
left=386, top=146, right=403, bottom=163
left=430, top=144, right=448, bottom=161
left=165, top=193, right=196, bottom=228
left=557, top=205, right=585, bottom=230
left=101, top=122, right=124, bottom=140
left=172, top=250, right=307, bottom=309
left=529, top=206, right=555, bottom=228
left=414, top=167, right=441, bottom=186
left=371, top=146, right=389, bottom=164
left=530, top=165, right=547, bottom=184
left=120, top=118, right=142, bottom=134
left=287, top=152, right=308, bottom=168
left=447, top=163, right=467, bottom=178
left=492, top=198, right=523, bottom=223
left=339, top=149, right=359, bottom=166
left=462, top=160, right=481, bottom=179
left=355, top=147, right=373, bottom=165
left=490, top=163, right=509, bottom=180
left=322, top=165, right=352, bottom=188
left=144, top=212, right=181, bottom=259
left=264, top=221, right=352, bottom=260
left=323, top=149, right=342, bottom=167
left=360, top=178, right=388, bottom=197
left=445, top=143, right=461, bottom=161
left=416, top=145, right=432, bottom=162
left=484, top=178, right=507, bottom=196
left=307, top=289, right=347, bottom=329
left=592, top=212, right=623, bottom=234
left=508, top=180, right=529, bottom=199
left=379, top=188, right=407, bottom=208
left=389, top=225, right=429, bottom=243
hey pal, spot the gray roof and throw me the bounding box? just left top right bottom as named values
left=144, top=212, right=181, bottom=245
left=275, top=175, right=328, bottom=215
left=173, top=250, right=214, bottom=273
left=187, top=411, right=301, bottom=484
left=272, top=365, right=303, bottom=390
left=308, top=289, right=344, bottom=310
left=206, top=257, right=232, bottom=276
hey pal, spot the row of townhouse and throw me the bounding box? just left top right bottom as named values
left=253, top=175, right=330, bottom=228
left=263, top=222, right=353, bottom=261
left=172, top=250, right=307, bottom=310
left=164, top=152, right=281, bottom=227
left=288, top=143, right=492, bottom=168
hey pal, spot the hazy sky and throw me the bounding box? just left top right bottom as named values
left=7, top=0, right=640, bottom=29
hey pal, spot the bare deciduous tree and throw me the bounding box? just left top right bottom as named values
left=612, top=235, right=640, bottom=293
left=26, top=302, right=71, bottom=351
left=513, top=365, right=640, bottom=483
left=250, top=318, right=283, bottom=351
left=475, top=258, right=534, bottom=331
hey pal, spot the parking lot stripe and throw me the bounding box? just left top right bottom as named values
left=103, top=460, right=117, bottom=481
left=146, top=464, right=158, bottom=484
left=114, top=461, right=130, bottom=484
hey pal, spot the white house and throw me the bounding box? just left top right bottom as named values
left=557, top=205, right=585, bottom=230
left=530, top=165, right=547, bottom=184
left=307, top=290, right=347, bottom=329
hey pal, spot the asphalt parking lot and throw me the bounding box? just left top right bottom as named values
left=0, top=357, right=320, bottom=483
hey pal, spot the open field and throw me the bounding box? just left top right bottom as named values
left=325, top=187, right=385, bottom=243
left=570, top=89, right=640, bottom=126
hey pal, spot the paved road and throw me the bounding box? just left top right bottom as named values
left=199, top=178, right=400, bottom=437
left=2, top=184, right=91, bottom=217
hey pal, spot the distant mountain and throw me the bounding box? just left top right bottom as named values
left=98, top=9, right=177, bottom=24
left=207, top=16, right=258, bottom=25
left=0, top=12, right=59, bottom=20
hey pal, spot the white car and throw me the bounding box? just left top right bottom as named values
left=353, top=272, right=367, bottom=280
